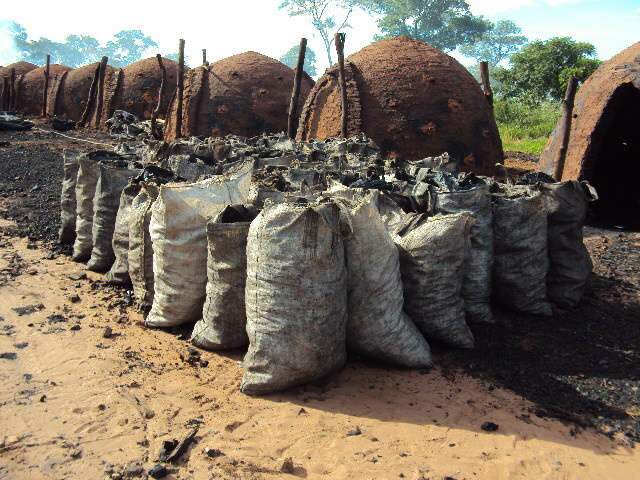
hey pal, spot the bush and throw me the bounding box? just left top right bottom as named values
left=495, top=98, right=561, bottom=155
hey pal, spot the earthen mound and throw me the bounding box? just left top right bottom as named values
left=539, top=42, right=640, bottom=228
left=296, top=36, right=502, bottom=174
left=164, top=51, right=314, bottom=141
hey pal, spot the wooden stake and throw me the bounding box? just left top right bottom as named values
left=287, top=37, right=307, bottom=139
left=479, top=61, right=493, bottom=109
left=175, top=39, right=185, bottom=139
left=1, top=76, right=8, bottom=110
left=554, top=76, right=578, bottom=181
left=202, top=49, right=208, bottom=66
left=42, top=54, right=51, bottom=117
left=78, top=63, right=101, bottom=127
left=151, top=54, right=167, bottom=139
left=93, top=56, right=109, bottom=127
left=9, top=68, right=16, bottom=111
left=334, top=32, right=348, bottom=138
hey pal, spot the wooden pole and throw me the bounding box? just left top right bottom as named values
left=42, top=54, right=51, bottom=117
left=334, top=32, right=348, bottom=138
left=93, top=56, right=109, bottom=127
left=175, top=38, right=185, bottom=139
left=554, top=76, right=578, bottom=181
left=202, top=49, right=208, bottom=66
left=9, top=68, right=16, bottom=111
left=151, top=54, right=167, bottom=139
left=1, top=76, right=8, bottom=110
left=287, top=37, right=307, bottom=139
left=78, top=63, right=101, bottom=127
left=479, top=61, right=493, bottom=110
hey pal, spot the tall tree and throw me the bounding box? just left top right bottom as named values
left=62, top=35, right=102, bottom=66
left=494, top=37, right=601, bottom=102
left=355, top=0, right=490, bottom=52
left=460, top=19, right=527, bottom=66
left=280, top=44, right=318, bottom=77
left=103, top=30, right=158, bottom=67
left=279, top=0, right=355, bottom=66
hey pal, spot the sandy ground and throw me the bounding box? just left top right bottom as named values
left=0, top=218, right=638, bottom=480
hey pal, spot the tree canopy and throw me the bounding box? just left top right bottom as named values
left=494, top=37, right=601, bottom=102
left=102, top=30, right=158, bottom=67
left=280, top=44, right=318, bottom=77
left=279, top=0, right=356, bottom=66
left=459, top=19, right=527, bottom=66
left=5, top=22, right=160, bottom=68
left=354, top=0, right=490, bottom=52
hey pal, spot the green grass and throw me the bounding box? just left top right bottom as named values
left=499, top=125, right=551, bottom=154
left=494, top=99, right=562, bottom=155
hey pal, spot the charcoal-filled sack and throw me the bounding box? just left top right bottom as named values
left=395, top=213, right=475, bottom=349
left=492, top=185, right=552, bottom=316
left=540, top=181, right=597, bottom=309
left=105, top=183, right=141, bottom=284
left=434, top=182, right=494, bottom=324
left=128, top=184, right=160, bottom=311
left=87, top=162, right=141, bottom=272
left=191, top=205, right=258, bottom=351
left=72, top=151, right=123, bottom=262
left=146, top=163, right=252, bottom=328
left=242, top=199, right=348, bottom=395
left=58, top=149, right=80, bottom=244
left=335, top=193, right=432, bottom=368
left=127, top=166, right=176, bottom=309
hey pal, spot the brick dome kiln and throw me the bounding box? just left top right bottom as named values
left=106, top=56, right=178, bottom=122
left=296, top=36, right=503, bottom=174
left=164, top=51, right=314, bottom=141
left=15, top=64, right=72, bottom=116
left=540, top=42, right=640, bottom=228
left=0, top=61, right=39, bottom=110
left=51, top=62, right=114, bottom=121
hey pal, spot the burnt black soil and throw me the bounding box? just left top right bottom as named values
left=0, top=125, right=113, bottom=244
left=442, top=227, right=640, bottom=443
left=1, top=127, right=639, bottom=445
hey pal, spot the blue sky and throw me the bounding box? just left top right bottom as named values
left=485, top=0, right=639, bottom=59
left=0, top=0, right=638, bottom=71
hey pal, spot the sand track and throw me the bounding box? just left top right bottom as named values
left=0, top=221, right=638, bottom=479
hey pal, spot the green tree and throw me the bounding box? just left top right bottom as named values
left=279, top=0, right=356, bottom=66
left=103, top=30, right=158, bottom=67
left=460, top=19, right=527, bottom=66
left=280, top=44, right=318, bottom=77
left=494, top=37, right=601, bottom=102
left=355, top=0, right=490, bottom=52
left=62, top=35, right=102, bottom=66
left=4, top=22, right=159, bottom=68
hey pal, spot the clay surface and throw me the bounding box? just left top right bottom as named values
left=297, top=36, right=502, bottom=174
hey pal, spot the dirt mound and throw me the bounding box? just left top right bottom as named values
left=107, top=57, right=179, bottom=122
left=14, top=65, right=72, bottom=116
left=539, top=42, right=640, bottom=229
left=296, top=36, right=502, bottom=175
left=164, top=52, right=314, bottom=141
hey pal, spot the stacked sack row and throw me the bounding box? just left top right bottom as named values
left=57, top=136, right=598, bottom=395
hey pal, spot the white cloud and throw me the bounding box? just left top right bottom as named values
left=468, top=0, right=584, bottom=15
